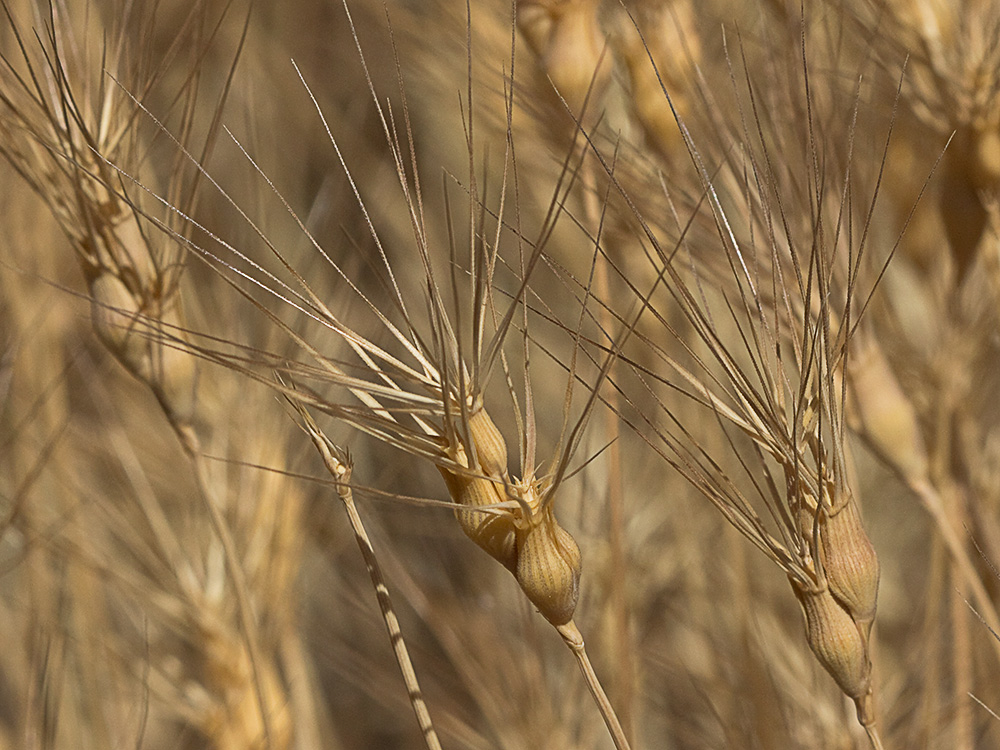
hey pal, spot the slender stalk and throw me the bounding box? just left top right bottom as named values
left=581, top=157, right=634, bottom=742
left=293, top=406, right=443, bottom=750
left=950, top=565, right=973, bottom=750
left=910, top=478, right=1000, bottom=664
left=915, top=535, right=945, bottom=748
left=927, top=330, right=974, bottom=750
left=557, top=622, right=632, bottom=750
left=866, top=724, right=886, bottom=750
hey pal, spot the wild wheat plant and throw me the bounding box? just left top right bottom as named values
left=1, top=1, right=999, bottom=749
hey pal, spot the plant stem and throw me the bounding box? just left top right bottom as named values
left=557, top=621, right=633, bottom=750
left=866, top=724, right=886, bottom=750
left=582, top=153, right=635, bottom=744
left=297, top=414, right=443, bottom=750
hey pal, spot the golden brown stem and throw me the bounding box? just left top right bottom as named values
left=866, top=724, right=886, bottom=750
left=301, top=421, right=443, bottom=750
left=557, top=621, right=633, bottom=750
left=582, top=148, right=635, bottom=744
left=911, top=478, right=1000, bottom=664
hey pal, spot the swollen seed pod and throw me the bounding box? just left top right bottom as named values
left=467, top=406, right=508, bottom=478
left=820, top=496, right=880, bottom=633
left=515, top=507, right=582, bottom=626
left=617, top=2, right=699, bottom=160
left=971, top=125, right=1000, bottom=191
left=149, top=307, right=199, bottom=428
left=90, top=272, right=198, bottom=427
left=793, top=582, right=874, bottom=723
left=198, top=616, right=293, bottom=750
left=81, top=197, right=160, bottom=291
left=941, top=138, right=988, bottom=282
left=439, top=443, right=519, bottom=572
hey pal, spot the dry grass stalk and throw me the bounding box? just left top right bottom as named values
left=287, top=394, right=443, bottom=750
left=840, top=9, right=1000, bottom=744
left=0, top=0, right=205, bottom=425
left=96, top=3, right=639, bottom=746
left=541, top=10, right=899, bottom=746
left=0, top=3, right=296, bottom=747
left=6, top=1, right=1000, bottom=747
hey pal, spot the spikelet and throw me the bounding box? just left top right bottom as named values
left=793, top=581, right=876, bottom=727
left=968, top=123, right=1000, bottom=191
left=438, top=404, right=583, bottom=625
left=616, top=1, right=699, bottom=160
left=515, top=504, right=582, bottom=626
left=819, top=493, right=881, bottom=637
left=438, top=406, right=518, bottom=571
left=196, top=615, right=293, bottom=750
left=89, top=272, right=151, bottom=380
left=88, top=270, right=197, bottom=427
left=467, top=403, right=509, bottom=478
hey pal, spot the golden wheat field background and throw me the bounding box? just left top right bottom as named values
left=1, top=1, right=999, bottom=748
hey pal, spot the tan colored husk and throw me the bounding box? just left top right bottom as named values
left=440, top=464, right=520, bottom=573
left=439, top=405, right=582, bottom=624
left=517, top=0, right=610, bottom=117
left=438, top=407, right=518, bottom=571
left=970, top=124, right=1000, bottom=190
left=941, top=135, right=991, bottom=281
left=515, top=504, right=582, bottom=626
left=89, top=271, right=198, bottom=426
left=89, top=272, right=152, bottom=378
left=847, top=334, right=929, bottom=482
left=467, top=404, right=509, bottom=478
left=793, top=582, right=875, bottom=727
left=819, top=493, right=881, bottom=633
left=79, top=185, right=161, bottom=287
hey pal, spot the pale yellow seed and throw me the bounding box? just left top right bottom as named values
left=515, top=507, right=582, bottom=626
left=820, top=497, right=880, bottom=633
left=618, top=2, right=699, bottom=159
left=151, top=307, right=199, bottom=428
left=439, top=410, right=518, bottom=571
left=439, top=465, right=518, bottom=572
left=467, top=406, right=508, bottom=478
left=517, top=0, right=609, bottom=117
left=972, top=125, right=1000, bottom=190
left=794, top=583, right=872, bottom=704
left=90, top=272, right=198, bottom=426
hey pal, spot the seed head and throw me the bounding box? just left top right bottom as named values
left=617, top=1, right=699, bottom=159
left=438, top=406, right=518, bottom=571
left=439, top=460, right=518, bottom=573
left=793, top=582, right=875, bottom=727
left=90, top=271, right=151, bottom=379
left=819, top=494, right=880, bottom=634
left=515, top=505, right=582, bottom=626
left=467, top=403, right=509, bottom=478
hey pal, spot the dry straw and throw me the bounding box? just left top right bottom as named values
left=4, top=1, right=1000, bottom=748
left=533, top=9, right=919, bottom=747
left=95, top=2, right=644, bottom=747
left=0, top=2, right=298, bottom=747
